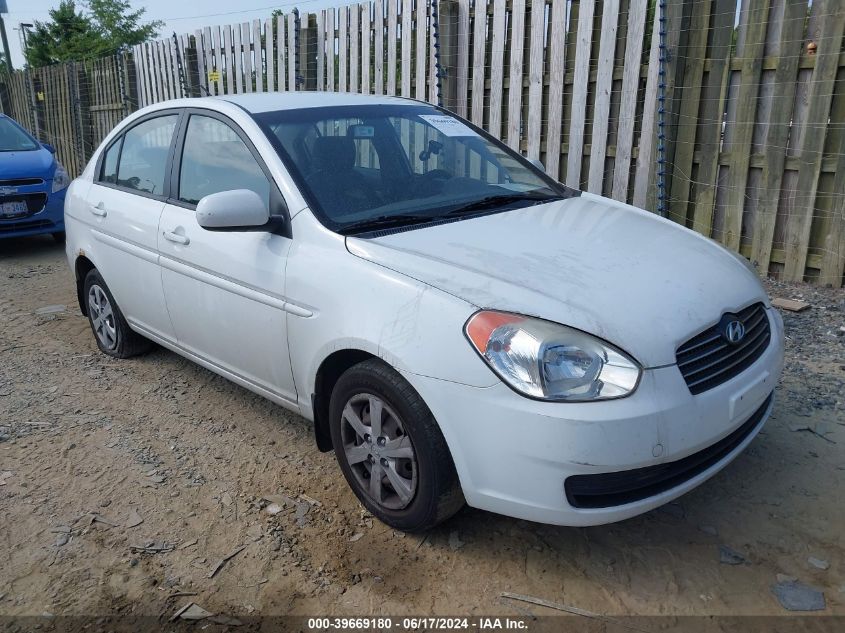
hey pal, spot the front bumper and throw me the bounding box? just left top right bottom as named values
left=0, top=187, right=66, bottom=239
left=406, top=307, right=785, bottom=526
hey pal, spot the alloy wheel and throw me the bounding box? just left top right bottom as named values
left=88, top=284, right=118, bottom=350
left=341, top=393, right=417, bottom=510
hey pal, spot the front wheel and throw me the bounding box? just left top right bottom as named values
left=83, top=269, right=152, bottom=358
left=329, top=359, right=464, bottom=532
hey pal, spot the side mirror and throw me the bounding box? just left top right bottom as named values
left=196, top=189, right=271, bottom=231
left=42, top=142, right=56, bottom=154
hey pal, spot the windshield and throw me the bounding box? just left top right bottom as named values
left=254, top=104, right=573, bottom=234
left=0, top=117, right=39, bottom=152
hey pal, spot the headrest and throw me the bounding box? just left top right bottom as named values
left=312, top=135, right=356, bottom=171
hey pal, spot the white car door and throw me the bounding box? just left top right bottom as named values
left=85, top=112, right=180, bottom=341
left=157, top=111, right=297, bottom=405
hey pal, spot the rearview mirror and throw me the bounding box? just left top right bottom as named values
left=196, top=189, right=270, bottom=231
left=527, top=157, right=545, bottom=172
left=42, top=142, right=56, bottom=154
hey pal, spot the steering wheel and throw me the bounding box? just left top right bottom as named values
left=411, top=169, right=453, bottom=196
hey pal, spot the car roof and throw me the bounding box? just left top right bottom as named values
left=212, top=91, right=420, bottom=114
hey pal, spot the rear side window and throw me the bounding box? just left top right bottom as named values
left=178, top=115, right=270, bottom=209
left=115, top=115, right=178, bottom=195
left=100, top=139, right=121, bottom=184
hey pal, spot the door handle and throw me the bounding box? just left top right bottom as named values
left=89, top=202, right=107, bottom=217
left=163, top=230, right=190, bottom=246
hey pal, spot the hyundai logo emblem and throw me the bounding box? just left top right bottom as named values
left=724, top=319, right=746, bottom=345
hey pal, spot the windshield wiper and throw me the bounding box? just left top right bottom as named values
left=443, top=192, right=564, bottom=217
left=339, top=213, right=436, bottom=235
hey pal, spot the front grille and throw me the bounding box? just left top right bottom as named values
left=0, top=178, right=44, bottom=187
left=0, top=219, right=53, bottom=233
left=0, top=193, right=48, bottom=219
left=564, top=393, right=773, bottom=509
left=676, top=303, right=771, bottom=395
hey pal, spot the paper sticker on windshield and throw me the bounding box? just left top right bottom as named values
left=419, top=115, right=477, bottom=137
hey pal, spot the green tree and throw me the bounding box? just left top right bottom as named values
left=24, top=0, right=162, bottom=68
left=89, top=0, right=162, bottom=53
left=25, top=1, right=100, bottom=67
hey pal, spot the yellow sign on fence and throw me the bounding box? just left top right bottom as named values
left=208, top=71, right=220, bottom=82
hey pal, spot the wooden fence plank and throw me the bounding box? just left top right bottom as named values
left=610, top=0, right=646, bottom=200
left=374, top=0, right=385, bottom=94
left=565, top=0, right=595, bottom=188
left=783, top=1, right=845, bottom=280
left=351, top=5, right=360, bottom=92
left=362, top=4, right=371, bottom=94
left=525, top=0, right=544, bottom=160
left=243, top=22, right=254, bottom=92
left=210, top=26, right=222, bottom=95
left=387, top=0, right=397, bottom=94
left=415, top=1, right=428, bottom=101
left=253, top=19, right=263, bottom=92
left=721, top=0, right=772, bottom=249
left=276, top=16, right=286, bottom=91
left=288, top=14, right=297, bottom=91
left=401, top=0, right=413, bottom=97
left=223, top=25, right=235, bottom=94
left=326, top=9, right=336, bottom=92
left=749, top=0, right=807, bottom=271
left=586, top=0, right=620, bottom=194
left=506, top=0, right=526, bottom=150
left=470, top=0, right=487, bottom=127
left=265, top=19, right=274, bottom=92
left=454, top=0, right=470, bottom=117
left=488, top=0, right=507, bottom=138
left=632, top=4, right=661, bottom=208
left=315, top=11, right=325, bottom=91
left=544, top=0, right=567, bottom=180
left=820, top=132, right=845, bottom=285
left=688, top=0, right=734, bottom=233
left=339, top=6, right=349, bottom=92
left=666, top=0, right=711, bottom=224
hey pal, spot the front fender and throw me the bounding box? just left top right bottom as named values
left=286, top=212, right=499, bottom=417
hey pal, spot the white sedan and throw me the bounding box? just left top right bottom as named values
left=64, top=93, right=784, bottom=531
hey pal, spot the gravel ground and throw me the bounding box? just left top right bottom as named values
left=0, top=236, right=843, bottom=626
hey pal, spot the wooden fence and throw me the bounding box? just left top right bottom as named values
left=0, top=55, right=134, bottom=179
left=1, top=0, right=843, bottom=286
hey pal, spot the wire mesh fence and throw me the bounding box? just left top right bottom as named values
left=0, top=0, right=843, bottom=287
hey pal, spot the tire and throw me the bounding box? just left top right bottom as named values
left=51, top=232, right=66, bottom=244
left=329, top=359, right=464, bottom=532
left=83, top=269, right=152, bottom=358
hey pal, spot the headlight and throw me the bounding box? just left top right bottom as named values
left=51, top=162, right=70, bottom=192
left=465, top=311, right=641, bottom=401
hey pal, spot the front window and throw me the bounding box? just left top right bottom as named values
left=178, top=115, right=271, bottom=210
left=0, top=117, right=39, bottom=152
left=255, top=105, right=572, bottom=234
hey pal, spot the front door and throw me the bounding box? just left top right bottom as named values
left=157, top=112, right=297, bottom=404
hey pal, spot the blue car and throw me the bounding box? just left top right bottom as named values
left=0, top=114, right=70, bottom=242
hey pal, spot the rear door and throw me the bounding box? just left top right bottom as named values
left=157, top=110, right=297, bottom=404
left=85, top=111, right=181, bottom=341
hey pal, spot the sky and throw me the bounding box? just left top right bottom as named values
left=0, top=0, right=340, bottom=68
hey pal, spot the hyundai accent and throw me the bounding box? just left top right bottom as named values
left=64, top=93, right=784, bottom=531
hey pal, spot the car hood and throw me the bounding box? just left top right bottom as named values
left=0, top=147, right=55, bottom=180
left=346, top=192, right=770, bottom=368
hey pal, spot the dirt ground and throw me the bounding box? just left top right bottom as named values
left=1, top=236, right=843, bottom=626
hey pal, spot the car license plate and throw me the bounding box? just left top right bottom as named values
left=1, top=201, right=28, bottom=217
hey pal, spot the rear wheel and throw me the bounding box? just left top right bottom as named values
left=83, top=269, right=152, bottom=358
left=329, top=359, right=464, bottom=532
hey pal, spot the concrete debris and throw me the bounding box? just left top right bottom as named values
left=771, top=581, right=826, bottom=612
